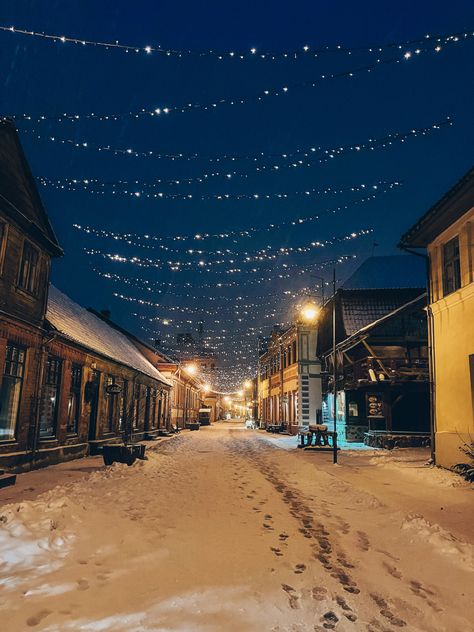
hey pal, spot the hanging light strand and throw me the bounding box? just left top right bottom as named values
left=27, top=118, right=450, bottom=199
left=84, top=228, right=372, bottom=271
left=73, top=187, right=391, bottom=248
left=1, top=24, right=471, bottom=60
left=4, top=32, right=472, bottom=125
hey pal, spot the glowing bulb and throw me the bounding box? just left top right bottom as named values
left=301, top=303, right=319, bottom=322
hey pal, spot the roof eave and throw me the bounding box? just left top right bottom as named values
left=399, top=165, right=474, bottom=248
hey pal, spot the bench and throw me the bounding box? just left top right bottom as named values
left=298, top=424, right=338, bottom=452
left=266, top=424, right=284, bottom=433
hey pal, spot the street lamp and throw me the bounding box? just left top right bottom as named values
left=185, top=363, right=198, bottom=375
left=300, top=303, right=319, bottom=323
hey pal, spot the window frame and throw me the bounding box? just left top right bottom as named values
left=67, top=364, right=82, bottom=434
left=442, top=235, right=462, bottom=296
left=17, top=239, right=40, bottom=295
left=0, top=342, right=26, bottom=441
left=39, top=356, right=62, bottom=439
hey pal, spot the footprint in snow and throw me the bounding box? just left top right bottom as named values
left=26, top=610, right=52, bottom=627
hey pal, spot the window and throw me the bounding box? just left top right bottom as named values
left=442, top=236, right=461, bottom=296
left=119, top=380, right=128, bottom=430
left=133, top=383, right=143, bottom=429
left=39, top=357, right=62, bottom=438
left=67, top=364, right=82, bottom=433
left=105, top=376, right=117, bottom=432
left=18, top=241, right=40, bottom=294
left=0, top=222, right=7, bottom=273
left=0, top=344, right=26, bottom=440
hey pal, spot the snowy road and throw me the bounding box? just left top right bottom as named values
left=1, top=424, right=473, bottom=631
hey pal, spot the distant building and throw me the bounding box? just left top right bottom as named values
left=258, top=317, right=322, bottom=434
left=400, top=166, right=474, bottom=468
left=317, top=256, right=430, bottom=446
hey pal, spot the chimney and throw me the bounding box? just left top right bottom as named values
left=100, top=309, right=111, bottom=319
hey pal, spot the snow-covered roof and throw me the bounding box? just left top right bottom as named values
left=46, top=286, right=171, bottom=386
left=342, top=255, right=426, bottom=290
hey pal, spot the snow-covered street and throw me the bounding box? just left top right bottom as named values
left=1, top=423, right=473, bottom=632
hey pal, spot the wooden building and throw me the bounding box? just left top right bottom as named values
left=399, top=166, right=474, bottom=467
left=0, top=119, right=171, bottom=472
left=317, top=256, right=430, bottom=447
left=93, top=318, right=206, bottom=430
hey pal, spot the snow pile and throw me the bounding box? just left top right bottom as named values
left=401, top=512, right=474, bottom=570
left=0, top=490, right=79, bottom=590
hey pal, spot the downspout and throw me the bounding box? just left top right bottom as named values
left=399, top=245, right=436, bottom=463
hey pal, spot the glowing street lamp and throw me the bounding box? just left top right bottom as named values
left=300, top=303, right=319, bottom=323
left=185, top=363, right=198, bottom=375
left=244, top=380, right=252, bottom=389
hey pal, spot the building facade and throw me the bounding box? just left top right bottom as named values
left=317, top=256, right=429, bottom=446
left=258, top=320, right=322, bottom=434
left=0, top=119, right=172, bottom=472
left=400, top=166, right=474, bottom=467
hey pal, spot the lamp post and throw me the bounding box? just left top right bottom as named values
left=332, top=267, right=338, bottom=465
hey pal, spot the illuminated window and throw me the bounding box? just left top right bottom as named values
left=18, top=240, right=40, bottom=294
left=442, top=236, right=461, bottom=296
left=39, top=357, right=62, bottom=437
left=67, top=364, right=82, bottom=433
left=0, top=343, right=25, bottom=440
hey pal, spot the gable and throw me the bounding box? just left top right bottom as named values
left=0, top=119, right=62, bottom=256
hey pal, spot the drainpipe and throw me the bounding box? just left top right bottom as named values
left=399, top=245, right=436, bottom=464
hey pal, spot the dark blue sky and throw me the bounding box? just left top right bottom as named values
left=1, top=1, right=473, bottom=387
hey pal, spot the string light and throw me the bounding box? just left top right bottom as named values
left=93, top=255, right=355, bottom=289
left=38, top=174, right=401, bottom=202
left=23, top=118, right=451, bottom=171
left=1, top=24, right=470, bottom=60
left=84, top=228, right=372, bottom=271
left=73, top=188, right=392, bottom=251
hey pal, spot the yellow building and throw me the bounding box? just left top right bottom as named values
left=400, top=167, right=474, bottom=468
left=258, top=315, right=321, bottom=434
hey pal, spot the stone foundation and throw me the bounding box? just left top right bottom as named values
left=364, top=431, right=431, bottom=449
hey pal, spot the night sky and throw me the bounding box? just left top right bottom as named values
left=1, top=1, right=473, bottom=389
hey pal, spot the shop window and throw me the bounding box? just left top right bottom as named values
left=0, top=343, right=26, bottom=440
left=39, top=357, right=62, bottom=438
left=67, top=364, right=82, bottom=433
left=348, top=401, right=359, bottom=417
left=18, top=240, right=40, bottom=294
left=442, top=236, right=461, bottom=296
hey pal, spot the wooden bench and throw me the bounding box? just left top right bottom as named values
left=298, top=425, right=338, bottom=452
left=266, top=424, right=284, bottom=433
